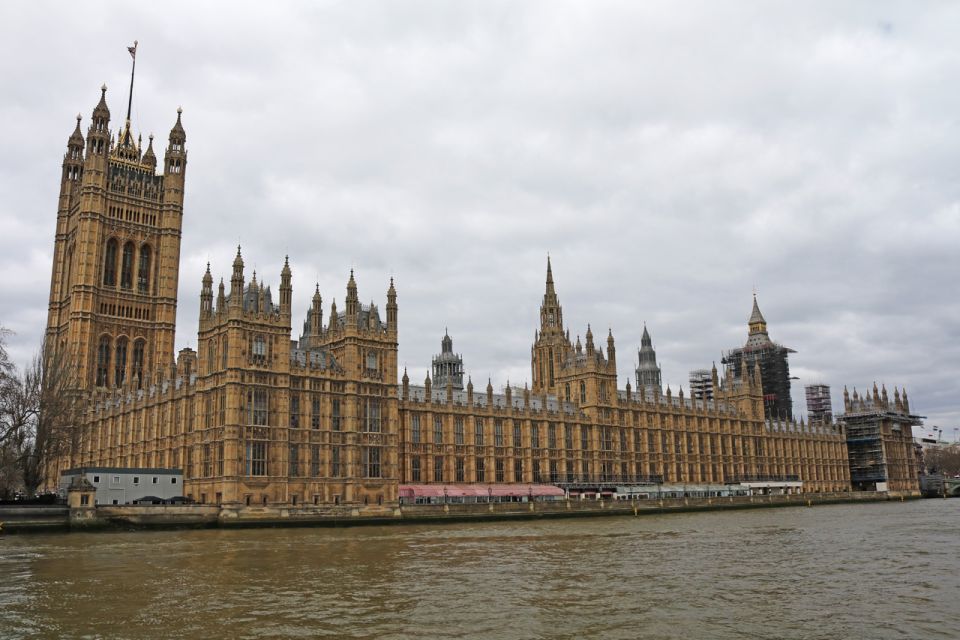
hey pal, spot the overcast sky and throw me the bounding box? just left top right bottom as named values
left=1, top=2, right=958, bottom=432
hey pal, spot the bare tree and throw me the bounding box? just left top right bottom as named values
left=14, top=340, right=86, bottom=497
left=0, top=327, right=17, bottom=447
left=923, top=444, right=960, bottom=477
left=0, top=327, right=22, bottom=498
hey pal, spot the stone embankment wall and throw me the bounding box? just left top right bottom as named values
left=0, top=506, right=70, bottom=533
left=1, top=490, right=919, bottom=534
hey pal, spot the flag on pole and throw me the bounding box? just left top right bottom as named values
left=128, top=41, right=138, bottom=60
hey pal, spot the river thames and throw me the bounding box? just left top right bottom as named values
left=1, top=499, right=958, bottom=639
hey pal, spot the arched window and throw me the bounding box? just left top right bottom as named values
left=208, top=341, right=216, bottom=373
left=96, top=335, right=111, bottom=387
left=132, top=339, right=145, bottom=388
left=137, top=245, right=151, bottom=293
left=115, top=337, right=128, bottom=387
left=103, top=239, right=118, bottom=286
left=565, top=383, right=571, bottom=403
left=120, top=242, right=134, bottom=289
left=580, top=381, right=587, bottom=404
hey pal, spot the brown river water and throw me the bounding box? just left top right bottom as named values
left=1, top=499, right=958, bottom=639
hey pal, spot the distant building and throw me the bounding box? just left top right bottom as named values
left=805, top=384, right=833, bottom=425
left=840, top=384, right=921, bottom=492
left=635, top=325, right=662, bottom=397
left=432, top=330, right=464, bottom=391
left=689, top=369, right=714, bottom=402
left=59, top=467, right=183, bottom=505
left=723, top=296, right=796, bottom=420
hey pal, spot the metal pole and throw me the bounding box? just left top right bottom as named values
left=126, top=41, right=137, bottom=125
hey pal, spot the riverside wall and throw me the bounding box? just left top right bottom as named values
left=0, top=490, right=921, bottom=534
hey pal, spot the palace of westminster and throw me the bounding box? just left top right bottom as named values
left=43, top=77, right=922, bottom=506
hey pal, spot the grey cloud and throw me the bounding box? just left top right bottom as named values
left=1, top=1, right=958, bottom=429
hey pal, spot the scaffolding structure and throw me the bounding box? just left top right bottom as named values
left=689, top=369, right=714, bottom=401
left=841, top=400, right=923, bottom=491
left=722, top=342, right=796, bottom=420
left=805, top=384, right=833, bottom=425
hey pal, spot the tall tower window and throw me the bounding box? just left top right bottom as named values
left=120, top=242, right=135, bottom=289
left=207, top=341, right=216, bottom=373
left=114, top=337, right=128, bottom=387
left=64, top=246, right=74, bottom=294
left=247, top=388, right=268, bottom=425
left=245, top=441, right=267, bottom=476
left=362, top=447, right=381, bottom=478
left=132, top=339, right=145, bottom=388
left=361, top=398, right=381, bottom=432
left=251, top=335, right=266, bottom=364
left=103, top=239, right=118, bottom=286
left=96, top=335, right=111, bottom=387
left=137, top=245, right=151, bottom=293
left=548, top=347, right=555, bottom=386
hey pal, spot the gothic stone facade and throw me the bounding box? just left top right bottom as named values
left=48, top=86, right=885, bottom=506
left=47, top=86, right=184, bottom=392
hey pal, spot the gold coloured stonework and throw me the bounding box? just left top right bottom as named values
left=43, top=81, right=919, bottom=507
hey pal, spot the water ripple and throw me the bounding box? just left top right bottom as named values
left=1, top=500, right=959, bottom=639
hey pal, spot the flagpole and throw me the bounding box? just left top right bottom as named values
left=126, top=40, right=137, bottom=128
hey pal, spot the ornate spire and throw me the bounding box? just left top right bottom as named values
left=345, top=269, right=359, bottom=321
left=636, top=324, right=662, bottom=396
left=328, top=298, right=338, bottom=331
left=200, top=263, right=213, bottom=315
left=539, top=255, right=563, bottom=333
left=546, top=255, right=555, bottom=294
left=64, top=114, right=85, bottom=177
left=93, top=84, right=110, bottom=119
left=748, top=294, right=768, bottom=336
left=69, top=114, right=84, bottom=145
left=170, top=106, right=185, bottom=138
left=230, top=245, right=244, bottom=301
left=142, top=134, right=156, bottom=168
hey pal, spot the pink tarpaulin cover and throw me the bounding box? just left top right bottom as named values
left=399, top=484, right=564, bottom=498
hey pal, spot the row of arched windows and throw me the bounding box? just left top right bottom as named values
left=103, top=238, right=152, bottom=293
left=564, top=381, right=588, bottom=404
left=96, top=335, right=147, bottom=388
